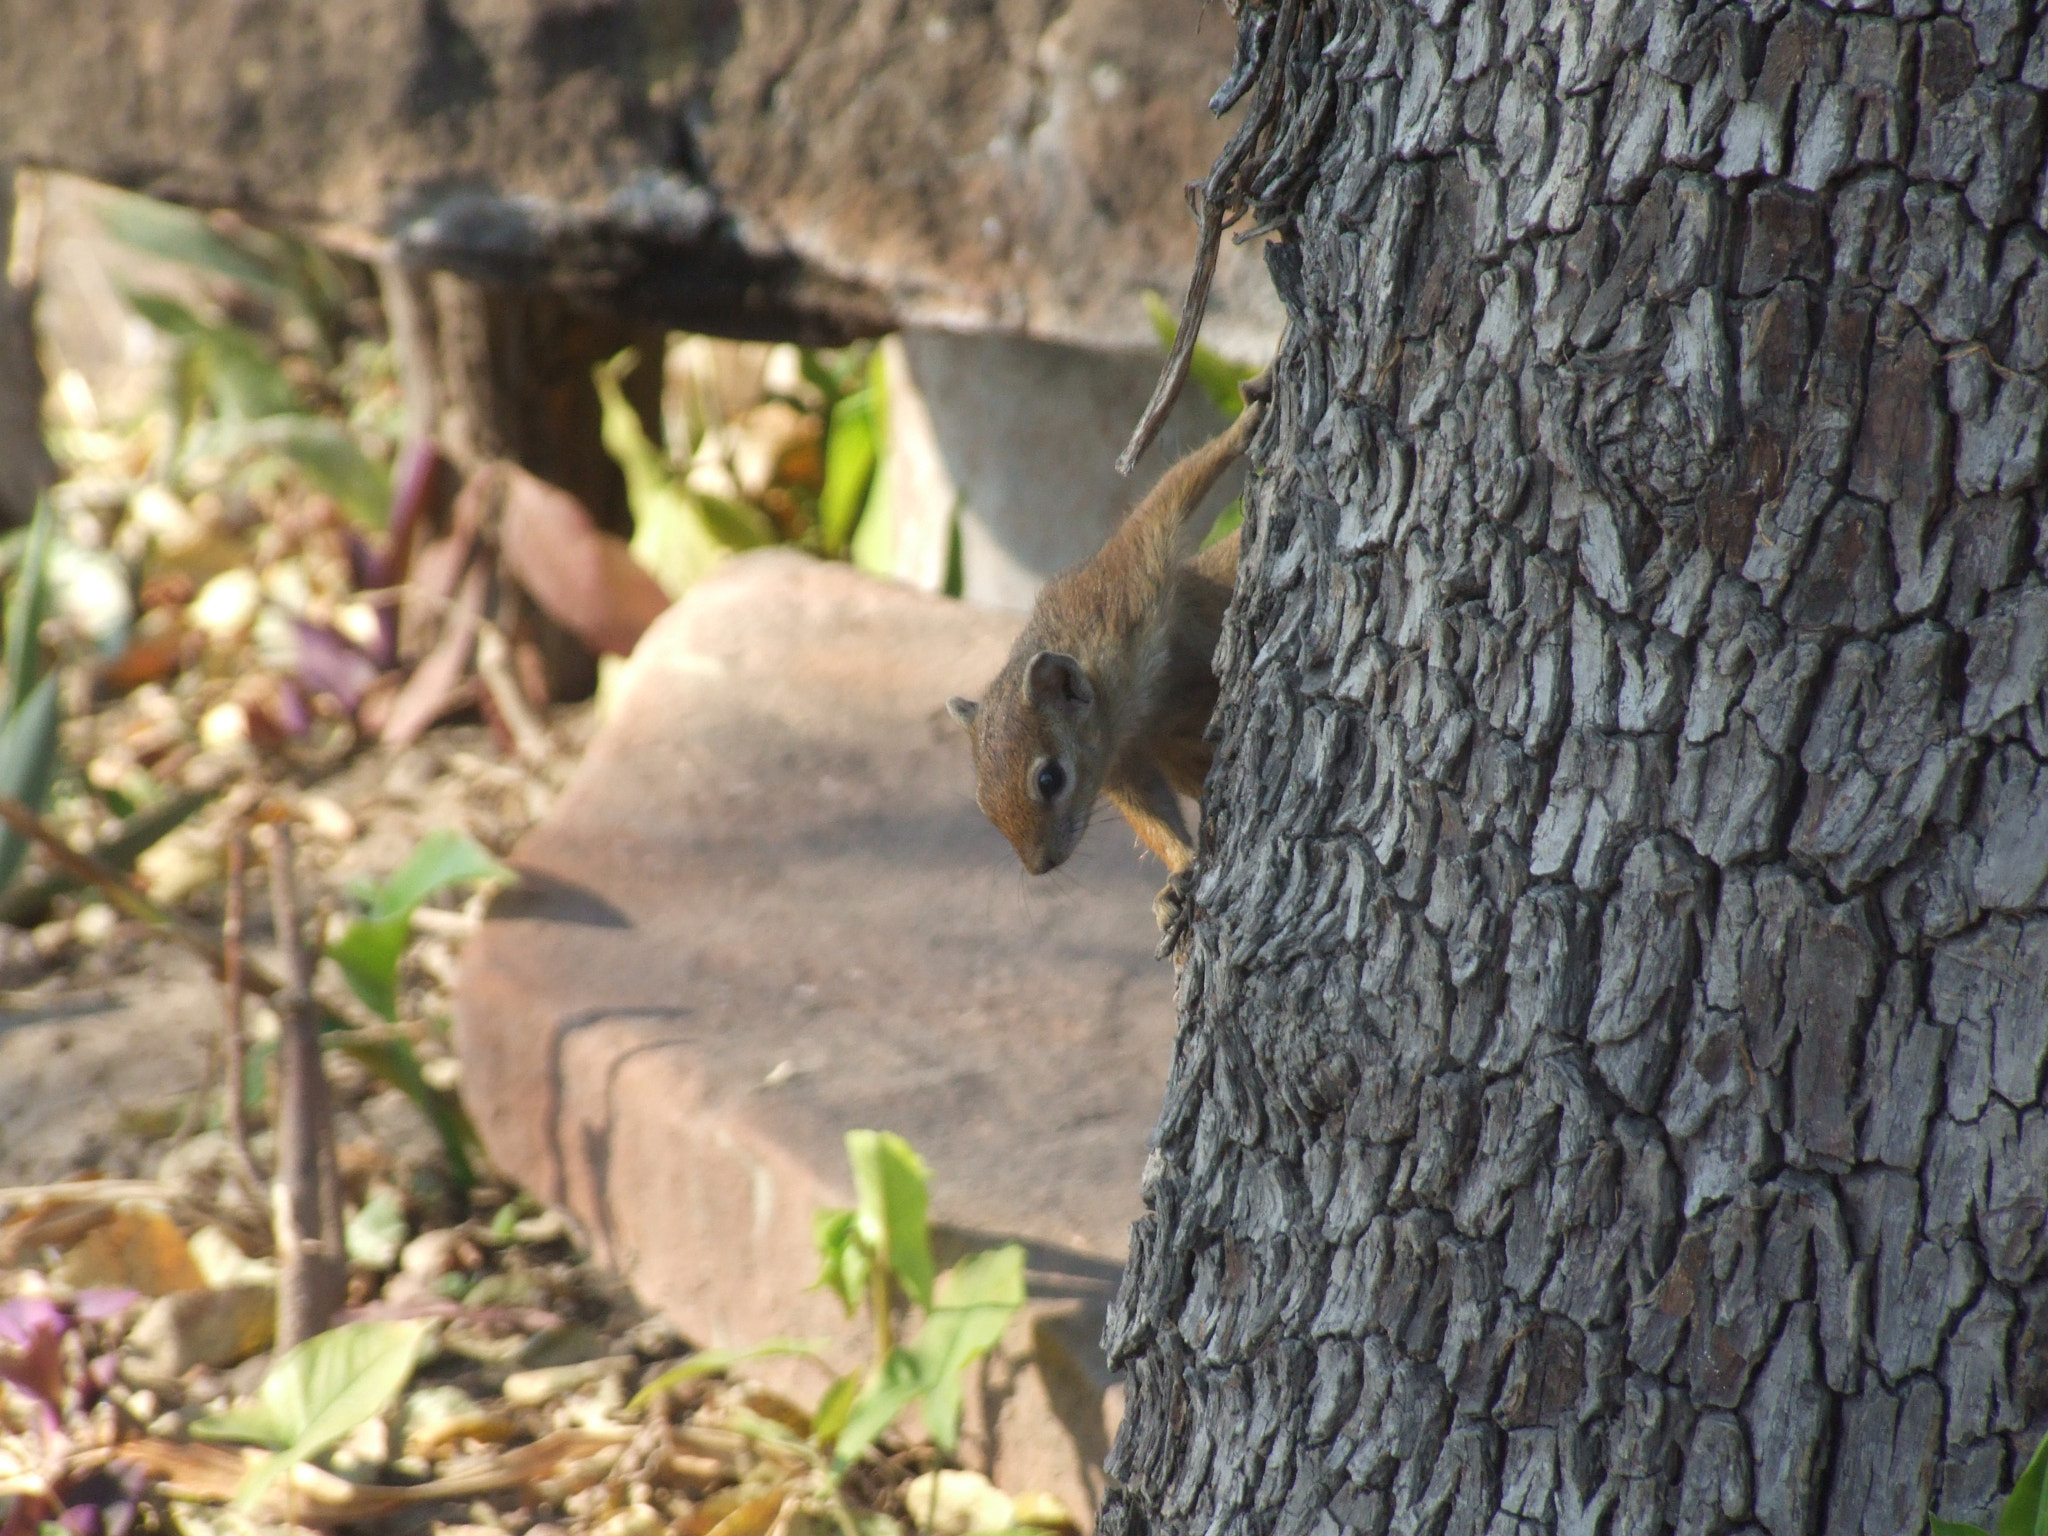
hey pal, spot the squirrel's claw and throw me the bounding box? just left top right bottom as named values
left=1153, top=869, right=1196, bottom=961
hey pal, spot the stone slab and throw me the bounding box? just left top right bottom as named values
left=452, top=550, right=1180, bottom=1512
left=898, top=329, right=1243, bottom=610
left=0, top=0, right=1281, bottom=355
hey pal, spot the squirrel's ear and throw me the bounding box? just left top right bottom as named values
left=945, top=696, right=979, bottom=729
left=1025, top=651, right=1094, bottom=710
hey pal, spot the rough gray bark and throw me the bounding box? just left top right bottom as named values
left=1104, top=2, right=2048, bottom=1532
left=0, top=168, right=54, bottom=525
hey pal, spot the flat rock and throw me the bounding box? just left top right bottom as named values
left=453, top=550, right=1179, bottom=1509
left=0, top=0, right=1281, bottom=356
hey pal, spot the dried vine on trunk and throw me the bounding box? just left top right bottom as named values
left=1105, top=1, right=2048, bottom=1532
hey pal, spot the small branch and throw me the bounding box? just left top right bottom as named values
left=267, top=826, right=347, bottom=1350
left=221, top=831, right=261, bottom=1190
left=0, top=795, right=224, bottom=960
left=0, top=793, right=390, bottom=1035
left=476, top=622, right=552, bottom=768
left=1116, top=0, right=1302, bottom=476
left=1118, top=197, right=1227, bottom=476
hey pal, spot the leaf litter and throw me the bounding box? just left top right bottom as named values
left=1, top=181, right=1062, bottom=1536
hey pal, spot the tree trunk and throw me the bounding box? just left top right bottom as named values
left=1105, top=3, right=2048, bottom=1534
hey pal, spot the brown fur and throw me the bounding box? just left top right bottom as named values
left=948, top=403, right=1261, bottom=885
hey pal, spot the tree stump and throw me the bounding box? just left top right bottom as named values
left=381, top=262, right=665, bottom=700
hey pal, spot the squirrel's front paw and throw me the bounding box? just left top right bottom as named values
left=1153, top=869, right=1195, bottom=961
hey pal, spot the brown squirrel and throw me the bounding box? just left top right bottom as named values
left=946, top=392, right=1263, bottom=945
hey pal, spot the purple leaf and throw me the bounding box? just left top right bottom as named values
left=272, top=676, right=312, bottom=737
left=86, top=1353, right=121, bottom=1395
left=293, top=621, right=384, bottom=710
left=345, top=527, right=378, bottom=592
left=71, top=1290, right=140, bottom=1323
left=371, top=440, right=450, bottom=590
left=0, top=1293, right=66, bottom=1350
left=0, top=1294, right=69, bottom=1413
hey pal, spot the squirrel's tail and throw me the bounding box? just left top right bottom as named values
left=1127, top=399, right=1263, bottom=569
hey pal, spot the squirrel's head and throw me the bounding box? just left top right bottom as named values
left=947, top=649, right=1105, bottom=875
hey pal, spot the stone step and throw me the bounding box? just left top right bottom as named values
left=453, top=550, right=1179, bottom=1522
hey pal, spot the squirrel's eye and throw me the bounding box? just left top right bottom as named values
left=1035, top=762, right=1067, bottom=801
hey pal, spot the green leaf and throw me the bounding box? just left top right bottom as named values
left=325, top=1029, right=482, bottom=1188
left=812, top=1206, right=871, bottom=1316
left=692, top=489, right=777, bottom=554
left=2000, top=1432, right=2048, bottom=1536
left=123, top=290, right=214, bottom=340
left=1933, top=1522, right=1993, bottom=1536
left=816, top=388, right=877, bottom=556
left=124, top=294, right=297, bottom=424
left=903, top=1244, right=1026, bottom=1452
left=365, top=829, right=513, bottom=922
left=625, top=1339, right=830, bottom=1414
left=192, top=416, right=392, bottom=527
left=326, top=912, right=409, bottom=1021
left=847, top=350, right=896, bottom=578
left=846, top=1130, right=934, bottom=1310
left=829, top=1344, right=926, bottom=1471
left=193, top=330, right=299, bottom=423
left=1201, top=498, right=1244, bottom=552
left=99, top=195, right=289, bottom=300
left=597, top=351, right=773, bottom=600
left=1142, top=290, right=1255, bottom=422
left=810, top=1371, right=861, bottom=1448
left=192, top=1319, right=429, bottom=1511
left=0, top=673, right=62, bottom=891
left=4, top=497, right=54, bottom=713
left=344, top=1189, right=408, bottom=1271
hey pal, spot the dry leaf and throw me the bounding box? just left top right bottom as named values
left=732, top=1385, right=811, bottom=1439
left=0, top=1198, right=118, bottom=1267
left=699, top=1490, right=786, bottom=1536
left=123, top=1427, right=637, bottom=1521
left=382, top=562, right=485, bottom=749
left=497, top=466, right=668, bottom=657
left=901, top=1471, right=1014, bottom=1536
left=502, top=1355, right=636, bottom=1408
left=54, top=1204, right=205, bottom=1295
left=1008, top=1492, right=1078, bottom=1532
left=127, top=1283, right=275, bottom=1374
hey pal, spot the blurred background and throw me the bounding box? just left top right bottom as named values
left=0, top=5, right=1281, bottom=1534
left=0, top=0, right=1282, bottom=1173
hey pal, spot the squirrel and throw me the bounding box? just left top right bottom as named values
left=946, top=384, right=1265, bottom=951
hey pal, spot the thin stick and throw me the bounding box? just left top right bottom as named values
left=0, top=795, right=222, bottom=960
left=475, top=623, right=552, bottom=767
left=0, top=793, right=389, bottom=1034
left=1116, top=0, right=1302, bottom=476
left=267, top=827, right=346, bottom=1350
left=221, top=832, right=261, bottom=1188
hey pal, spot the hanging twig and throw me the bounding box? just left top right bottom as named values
left=221, top=830, right=261, bottom=1189
left=1117, top=0, right=1304, bottom=475
left=267, top=825, right=347, bottom=1350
